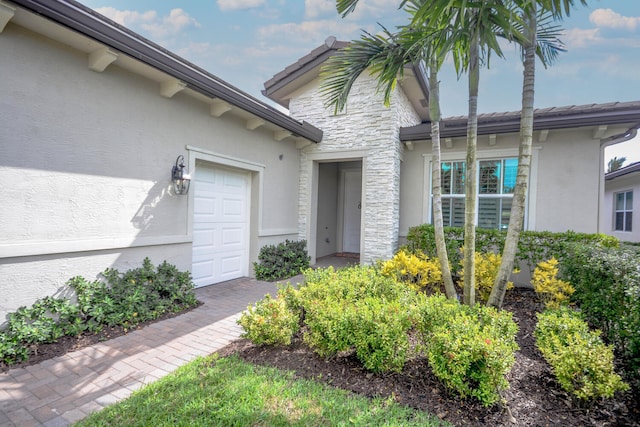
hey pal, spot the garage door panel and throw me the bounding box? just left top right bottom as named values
left=192, top=164, right=249, bottom=288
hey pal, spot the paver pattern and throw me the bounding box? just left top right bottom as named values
left=0, top=276, right=287, bottom=426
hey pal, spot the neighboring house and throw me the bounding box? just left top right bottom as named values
left=1, top=0, right=639, bottom=321
left=604, top=160, right=640, bottom=242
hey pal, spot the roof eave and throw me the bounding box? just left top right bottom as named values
left=10, top=0, right=323, bottom=143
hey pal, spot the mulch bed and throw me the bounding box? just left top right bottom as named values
left=217, top=289, right=640, bottom=427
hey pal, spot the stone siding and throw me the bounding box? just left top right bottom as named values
left=290, top=73, right=421, bottom=263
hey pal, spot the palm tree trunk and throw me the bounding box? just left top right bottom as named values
left=463, top=29, right=479, bottom=307
left=487, top=6, right=536, bottom=308
left=429, top=61, right=457, bottom=299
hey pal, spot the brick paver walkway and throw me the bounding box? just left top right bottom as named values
left=0, top=276, right=296, bottom=426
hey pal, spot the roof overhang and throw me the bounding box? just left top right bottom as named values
left=263, top=36, right=431, bottom=121
left=400, top=101, right=640, bottom=141
left=5, top=0, right=323, bottom=143
left=605, top=161, right=640, bottom=181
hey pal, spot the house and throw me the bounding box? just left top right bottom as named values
left=604, top=160, right=640, bottom=242
left=1, top=0, right=639, bottom=322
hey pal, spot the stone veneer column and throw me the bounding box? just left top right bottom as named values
left=290, top=73, right=420, bottom=263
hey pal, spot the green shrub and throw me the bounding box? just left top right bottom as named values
left=0, top=259, right=197, bottom=367
left=379, top=249, right=442, bottom=292
left=238, top=293, right=299, bottom=346
left=253, top=240, right=310, bottom=281
left=406, top=224, right=618, bottom=275
left=424, top=302, right=519, bottom=406
left=561, top=245, right=640, bottom=384
left=299, top=266, right=416, bottom=372
left=535, top=308, right=629, bottom=401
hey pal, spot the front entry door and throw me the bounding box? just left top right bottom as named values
left=342, top=170, right=361, bottom=253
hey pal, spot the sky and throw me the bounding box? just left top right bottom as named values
left=78, top=0, right=640, bottom=167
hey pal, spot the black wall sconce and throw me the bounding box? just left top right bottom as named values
left=171, top=155, right=191, bottom=195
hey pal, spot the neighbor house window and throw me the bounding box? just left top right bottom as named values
left=436, top=158, right=518, bottom=230
left=614, top=190, right=633, bottom=232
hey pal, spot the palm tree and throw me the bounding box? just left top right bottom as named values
left=320, top=12, right=459, bottom=299
left=607, top=156, right=627, bottom=173
left=487, top=0, right=586, bottom=308
left=411, top=0, right=520, bottom=306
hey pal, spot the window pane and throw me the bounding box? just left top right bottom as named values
left=625, top=212, right=632, bottom=232
left=452, top=198, right=465, bottom=227
left=452, top=162, right=465, bottom=194
left=478, top=198, right=499, bottom=229
left=615, top=212, right=625, bottom=231
left=441, top=162, right=451, bottom=195
left=626, top=191, right=633, bottom=208
left=503, top=159, right=518, bottom=193
left=440, top=198, right=451, bottom=226
left=501, top=198, right=512, bottom=230
left=479, top=160, right=500, bottom=194
left=616, top=193, right=625, bottom=211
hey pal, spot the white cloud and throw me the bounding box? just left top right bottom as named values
left=257, top=20, right=362, bottom=43
left=304, top=0, right=335, bottom=19
left=217, top=0, right=265, bottom=11
left=142, top=9, right=200, bottom=39
left=590, top=8, right=640, bottom=31
left=562, top=28, right=602, bottom=48
left=95, top=7, right=199, bottom=39
left=95, top=7, right=157, bottom=27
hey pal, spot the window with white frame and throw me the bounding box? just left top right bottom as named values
left=436, top=158, right=518, bottom=230
left=614, top=190, right=633, bottom=232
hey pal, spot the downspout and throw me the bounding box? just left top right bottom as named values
left=597, top=126, right=639, bottom=233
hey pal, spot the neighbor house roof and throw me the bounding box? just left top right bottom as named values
left=400, top=101, right=640, bottom=141
left=606, top=161, right=640, bottom=181
left=6, top=0, right=323, bottom=143
left=263, top=36, right=431, bottom=121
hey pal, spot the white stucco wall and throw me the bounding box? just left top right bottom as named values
left=0, top=22, right=301, bottom=321
left=288, top=73, right=421, bottom=263
left=604, top=172, right=640, bottom=242
left=399, top=127, right=604, bottom=235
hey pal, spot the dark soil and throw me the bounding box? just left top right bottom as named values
left=217, top=289, right=640, bottom=427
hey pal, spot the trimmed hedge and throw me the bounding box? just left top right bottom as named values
left=405, top=224, right=618, bottom=274
left=253, top=240, right=310, bottom=281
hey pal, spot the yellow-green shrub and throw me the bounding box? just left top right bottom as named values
left=459, top=252, right=515, bottom=303
left=238, top=293, right=299, bottom=346
left=424, top=301, right=519, bottom=406
left=535, top=308, right=629, bottom=401
left=379, top=249, right=442, bottom=292
left=531, top=258, right=574, bottom=309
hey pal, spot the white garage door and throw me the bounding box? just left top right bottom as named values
left=192, top=164, right=249, bottom=288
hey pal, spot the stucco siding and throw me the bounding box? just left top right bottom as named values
left=533, top=129, right=601, bottom=233
left=0, top=23, right=300, bottom=321
left=400, top=128, right=603, bottom=235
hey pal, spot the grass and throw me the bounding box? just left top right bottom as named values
left=75, top=354, right=448, bottom=427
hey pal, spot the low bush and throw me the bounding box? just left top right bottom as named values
left=0, top=258, right=197, bottom=366
left=531, top=258, right=574, bottom=309
left=379, top=249, right=442, bottom=292
left=238, top=293, right=299, bottom=346
left=253, top=240, right=310, bottom=281
left=561, top=244, right=640, bottom=384
left=300, top=267, right=415, bottom=371
left=424, top=302, right=519, bottom=406
left=459, top=251, right=515, bottom=303
left=534, top=308, right=629, bottom=401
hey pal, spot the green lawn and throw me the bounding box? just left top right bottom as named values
left=75, top=355, right=449, bottom=427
